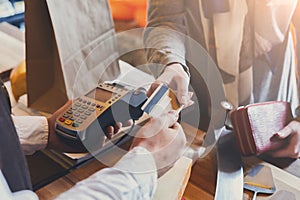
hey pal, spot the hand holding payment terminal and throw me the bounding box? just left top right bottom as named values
left=55, top=82, right=148, bottom=142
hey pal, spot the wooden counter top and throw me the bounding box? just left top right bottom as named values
left=35, top=123, right=300, bottom=199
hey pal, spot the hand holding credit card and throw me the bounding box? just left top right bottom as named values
left=142, top=83, right=184, bottom=118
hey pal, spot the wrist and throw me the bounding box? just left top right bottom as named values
left=166, top=62, right=190, bottom=77
left=131, top=139, right=159, bottom=153
left=46, top=117, right=54, bottom=149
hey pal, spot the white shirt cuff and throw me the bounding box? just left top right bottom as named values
left=11, top=115, right=48, bottom=155
left=113, top=146, right=158, bottom=198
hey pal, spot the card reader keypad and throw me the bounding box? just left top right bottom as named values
left=59, top=97, right=105, bottom=128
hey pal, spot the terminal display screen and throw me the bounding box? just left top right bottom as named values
left=86, top=88, right=113, bottom=102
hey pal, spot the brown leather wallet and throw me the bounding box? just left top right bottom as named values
left=230, top=101, right=293, bottom=156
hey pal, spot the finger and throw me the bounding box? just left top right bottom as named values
left=124, top=119, right=133, bottom=127
left=172, top=122, right=187, bottom=146
left=275, top=123, right=295, bottom=139
left=114, top=122, right=123, bottom=134
left=177, top=86, right=189, bottom=106
left=187, top=99, right=194, bottom=107
left=146, top=81, right=160, bottom=97
left=164, top=110, right=179, bottom=128
left=171, top=121, right=181, bottom=130
left=64, top=100, right=73, bottom=108
left=106, top=126, right=114, bottom=139
left=52, top=100, right=72, bottom=118
left=175, top=78, right=190, bottom=107
left=179, top=95, right=189, bottom=107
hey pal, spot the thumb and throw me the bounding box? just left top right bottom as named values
left=275, top=123, right=294, bottom=139
left=174, top=77, right=189, bottom=106
left=163, top=110, right=179, bottom=128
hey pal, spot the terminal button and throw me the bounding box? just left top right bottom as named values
left=64, top=119, right=72, bottom=125
left=72, top=123, right=79, bottom=127
left=59, top=117, right=65, bottom=122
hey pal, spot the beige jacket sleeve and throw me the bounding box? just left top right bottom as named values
left=144, top=0, right=189, bottom=77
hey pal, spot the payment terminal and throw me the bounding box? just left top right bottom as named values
left=55, top=82, right=148, bottom=141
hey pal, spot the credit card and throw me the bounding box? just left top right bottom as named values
left=142, top=83, right=181, bottom=117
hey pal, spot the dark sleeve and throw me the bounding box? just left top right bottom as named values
left=143, top=0, right=189, bottom=77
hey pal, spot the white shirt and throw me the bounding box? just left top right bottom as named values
left=5, top=116, right=157, bottom=200
left=11, top=115, right=49, bottom=155
left=56, top=146, right=157, bottom=200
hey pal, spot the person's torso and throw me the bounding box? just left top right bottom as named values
left=0, top=79, right=32, bottom=192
